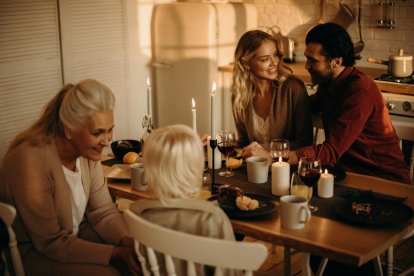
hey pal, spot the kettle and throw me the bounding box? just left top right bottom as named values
left=262, top=25, right=295, bottom=63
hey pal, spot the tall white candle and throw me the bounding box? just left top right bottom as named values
left=191, top=98, right=197, bottom=133
left=271, top=156, right=290, bottom=196
left=210, top=82, right=216, bottom=139
left=318, top=169, right=334, bottom=198
left=146, top=77, right=152, bottom=117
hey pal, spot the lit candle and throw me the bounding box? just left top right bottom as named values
left=191, top=98, right=197, bottom=133
left=210, top=82, right=216, bottom=139
left=271, top=156, right=290, bottom=196
left=146, top=77, right=152, bottom=117
left=318, top=169, right=334, bottom=198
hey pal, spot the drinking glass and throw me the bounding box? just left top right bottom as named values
left=270, top=139, right=290, bottom=163
left=217, top=130, right=236, bottom=177
left=298, top=156, right=321, bottom=212
left=290, top=172, right=312, bottom=199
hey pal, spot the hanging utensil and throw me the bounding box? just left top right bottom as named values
left=332, top=1, right=355, bottom=29
left=354, top=0, right=365, bottom=58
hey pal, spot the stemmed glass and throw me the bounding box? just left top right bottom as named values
left=270, top=139, right=290, bottom=163
left=290, top=172, right=312, bottom=199
left=217, top=130, right=236, bottom=177
left=298, top=156, right=321, bottom=212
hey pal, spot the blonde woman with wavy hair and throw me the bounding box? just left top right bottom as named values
left=1, top=79, right=140, bottom=275
left=232, top=30, right=313, bottom=158
left=130, top=124, right=240, bottom=276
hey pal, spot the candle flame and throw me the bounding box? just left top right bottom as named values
left=146, top=77, right=151, bottom=86
left=324, top=168, right=328, bottom=174
left=192, top=98, right=195, bottom=109
left=211, top=82, right=216, bottom=94
left=278, top=156, right=282, bottom=163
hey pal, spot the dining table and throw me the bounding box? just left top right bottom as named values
left=101, top=153, right=414, bottom=276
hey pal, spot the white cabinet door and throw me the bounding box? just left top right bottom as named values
left=0, top=0, right=62, bottom=161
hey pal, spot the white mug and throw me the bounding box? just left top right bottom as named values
left=246, top=156, right=269, bottom=184
left=130, top=163, right=148, bottom=191
left=280, top=195, right=311, bottom=229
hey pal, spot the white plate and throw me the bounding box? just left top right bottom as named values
left=105, top=164, right=131, bottom=180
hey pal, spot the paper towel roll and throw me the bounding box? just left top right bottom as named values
left=271, top=160, right=290, bottom=196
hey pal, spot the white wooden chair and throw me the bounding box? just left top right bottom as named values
left=0, top=202, right=24, bottom=276
left=123, top=209, right=268, bottom=276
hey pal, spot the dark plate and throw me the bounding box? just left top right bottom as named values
left=208, top=194, right=277, bottom=220
left=335, top=199, right=414, bottom=227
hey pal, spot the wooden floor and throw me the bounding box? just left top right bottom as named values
left=247, top=235, right=414, bottom=276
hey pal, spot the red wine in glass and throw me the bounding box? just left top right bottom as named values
left=272, top=156, right=289, bottom=163
left=218, top=142, right=235, bottom=157
left=299, top=169, right=321, bottom=187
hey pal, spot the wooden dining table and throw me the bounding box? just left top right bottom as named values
left=102, top=154, right=414, bottom=276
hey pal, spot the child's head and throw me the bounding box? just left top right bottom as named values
left=143, top=124, right=204, bottom=200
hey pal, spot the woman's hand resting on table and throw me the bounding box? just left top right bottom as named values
left=110, top=236, right=142, bottom=275
left=240, top=141, right=270, bottom=160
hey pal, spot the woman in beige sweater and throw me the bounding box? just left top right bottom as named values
left=232, top=30, right=313, bottom=158
left=0, top=80, right=140, bottom=275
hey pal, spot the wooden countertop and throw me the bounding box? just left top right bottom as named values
left=219, top=62, right=414, bottom=95
left=219, top=62, right=385, bottom=81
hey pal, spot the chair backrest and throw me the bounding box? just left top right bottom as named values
left=123, top=209, right=268, bottom=276
left=0, top=202, right=24, bottom=276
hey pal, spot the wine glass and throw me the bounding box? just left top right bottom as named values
left=298, top=156, right=321, bottom=212
left=270, top=139, right=290, bottom=163
left=217, top=130, right=236, bottom=177
left=290, top=172, right=312, bottom=199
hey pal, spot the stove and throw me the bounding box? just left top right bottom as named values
left=375, top=73, right=414, bottom=85
left=374, top=74, right=414, bottom=118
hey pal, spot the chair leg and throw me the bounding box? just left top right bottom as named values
left=373, top=255, right=384, bottom=276
left=284, top=247, right=290, bottom=276
left=316, top=257, right=328, bottom=276
left=385, top=246, right=393, bottom=276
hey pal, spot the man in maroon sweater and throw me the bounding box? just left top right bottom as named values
left=289, top=22, right=410, bottom=184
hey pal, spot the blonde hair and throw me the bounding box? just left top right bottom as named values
left=231, top=30, right=292, bottom=121
left=143, top=124, right=204, bottom=201
left=7, top=79, right=115, bottom=154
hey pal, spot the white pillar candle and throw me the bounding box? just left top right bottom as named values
left=210, top=82, right=216, bottom=139
left=191, top=98, right=197, bottom=133
left=271, top=157, right=290, bottom=196
left=146, top=77, right=152, bottom=117
left=318, top=169, right=334, bottom=198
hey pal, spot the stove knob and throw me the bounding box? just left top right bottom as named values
left=386, top=102, right=396, bottom=110
left=402, top=101, right=411, bottom=111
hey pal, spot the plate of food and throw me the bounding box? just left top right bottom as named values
left=208, top=185, right=277, bottom=219
left=335, top=198, right=413, bottom=227
left=105, top=164, right=131, bottom=180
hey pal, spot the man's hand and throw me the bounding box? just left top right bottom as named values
left=240, top=141, right=270, bottom=160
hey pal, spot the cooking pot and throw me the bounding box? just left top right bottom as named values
left=261, top=25, right=295, bottom=63
left=367, top=49, right=413, bottom=78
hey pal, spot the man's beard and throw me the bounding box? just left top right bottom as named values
left=310, top=69, right=334, bottom=85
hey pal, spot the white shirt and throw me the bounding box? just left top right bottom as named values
left=252, top=109, right=270, bottom=150
left=62, top=158, right=87, bottom=236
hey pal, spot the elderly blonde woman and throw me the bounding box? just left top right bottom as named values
left=130, top=124, right=240, bottom=276
left=232, top=30, right=313, bottom=158
left=0, top=80, right=140, bottom=275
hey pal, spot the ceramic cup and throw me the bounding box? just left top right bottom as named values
left=246, top=156, right=269, bottom=184
left=130, top=163, right=148, bottom=191
left=280, top=195, right=311, bottom=229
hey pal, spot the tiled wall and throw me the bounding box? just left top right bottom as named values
left=245, top=0, right=414, bottom=68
